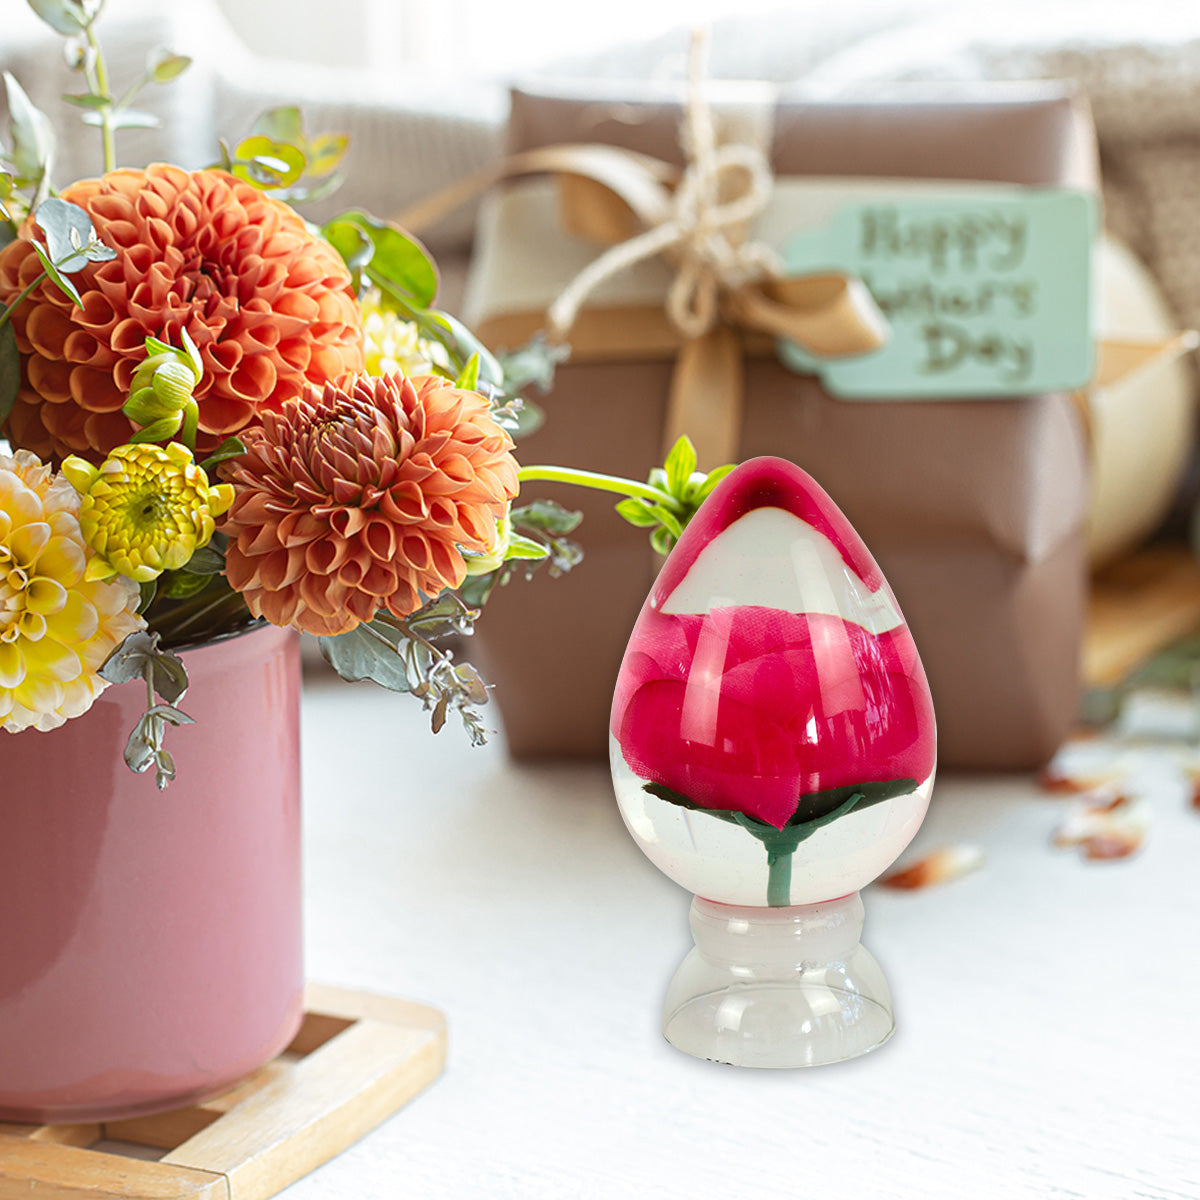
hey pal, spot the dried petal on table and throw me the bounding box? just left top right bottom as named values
left=1052, top=792, right=1149, bottom=861
left=1037, top=761, right=1131, bottom=795
left=877, top=844, right=985, bottom=890
left=1172, top=754, right=1200, bottom=813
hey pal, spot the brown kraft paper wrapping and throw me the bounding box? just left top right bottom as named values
left=467, top=83, right=1098, bottom=770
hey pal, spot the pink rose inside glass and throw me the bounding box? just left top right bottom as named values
left=611, top=457, right=936, bottom=831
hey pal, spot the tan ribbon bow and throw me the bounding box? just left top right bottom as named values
left=395, top=34, right=888, bottom=468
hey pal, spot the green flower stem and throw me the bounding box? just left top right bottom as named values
left=517, top=465, right=675, bottom=509
left=84, top=25, right=116, bottom=173
left=180, top=399, right=199, bottom=454
left=766, top=846, right=796, bottom=909
left=0, top=271, right=47, bottom=331
left=731, top=791, right=868, bottom=907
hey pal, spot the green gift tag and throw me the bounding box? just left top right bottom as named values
left=779, top=189, right=1098, bottom=399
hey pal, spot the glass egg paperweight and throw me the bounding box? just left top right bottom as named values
left=609, top=456, right=936, bottom=1068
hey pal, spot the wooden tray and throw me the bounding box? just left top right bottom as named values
left=0, top=983, right=446, bottom=1200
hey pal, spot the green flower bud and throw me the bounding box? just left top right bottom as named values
left=151, top=360, right=199, bottom=410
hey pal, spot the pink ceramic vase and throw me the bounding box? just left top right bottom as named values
left=0, top=622, right=303, bottom=1123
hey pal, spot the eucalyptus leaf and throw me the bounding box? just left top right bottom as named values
left=235, top=136, right=305, bottom=187
left=27, top=0, right=89, bottom=36
left=319, top=622, right=412, bottom=693
left=305, top=132, right=349, bottom=179
left=496, top=334, right=569, bottom=394
left=148, top=50, right=191, bottom=83
left=489, top=394, right=544, bottom=438
left=453, top=662, right=489, bottom=705
left=504, top=533, right=549, bottom=561
left=407, top=592, right=477, bottom=639
left=150, top=655, right=189, bottom=706
left=61, top=92, right=110, bottom=110
left=511, top=499, right=583, bottom=536
left=0, top=322, right=19, bottom=425
left=146, top=702, right=194, bottom=727
left=284, top=169, right=345, bottom=206
left=34, top=195, right=113, bottom=270
left=153, top=749, right=176, bottom=790
left=85, top=108, right=159, bottom=130
left=4, top=72, right=54, bottom=190
left=252, top=106, right=303, bottom=145
left=123, top=726, right=158, bottom=774
left=100, top=629, right=160, bottom=685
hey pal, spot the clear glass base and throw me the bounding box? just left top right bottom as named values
left=663, top=892, right=895, bottom=1068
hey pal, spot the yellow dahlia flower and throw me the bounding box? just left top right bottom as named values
left=62, top=443, right=235, bottom=583
left=360, top=289, right=450, bottom=377
left=0, top=450, right=143, bottom=733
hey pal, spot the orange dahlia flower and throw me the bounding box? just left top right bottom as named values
left=221, top=372, right=520, bottom=637
left=0, top=164, right=364, bottom=462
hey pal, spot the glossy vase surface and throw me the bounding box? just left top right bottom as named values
left=0, top=622, right=303, bottom=1123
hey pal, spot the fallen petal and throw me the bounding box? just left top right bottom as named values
left=878, top=844, right=985, bottom=890
left=1053, top=792, right=1149, bottom=861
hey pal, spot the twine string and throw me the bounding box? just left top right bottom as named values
left=546, top=27, right=780, bottom=342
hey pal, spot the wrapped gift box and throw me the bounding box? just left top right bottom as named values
left=462, top=82, right=1098, bottom=770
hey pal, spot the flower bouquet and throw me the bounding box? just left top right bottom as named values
left=0, top=0, right=728, bottom=1123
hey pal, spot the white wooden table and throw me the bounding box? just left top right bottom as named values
left=294, top=674, right=1199, bottom=1200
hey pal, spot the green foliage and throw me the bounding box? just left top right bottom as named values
left=322, top=209, right=438, bottom=308
left=319, top=620, right=414, bottom=694
left=100, top=629, right=194, bottom=791
left=319, top=595, right=491, bottom=744
left=149, top=50, right=192, bottom=84
left=616, top=437, right=734, bottom=557
left=35, top=195, right=116, bottom=272
left=161, top=570, right=210, bottom=599
left=0, top=323, right=18, bottom=424
left=458, top=500, right=583, bottom=608
left=83, top=108, right=158, bottom=131
left=199, top=437, right=246, bottom=475
left=495, top=334, right=569, bottom=396
left=231, top=136, right=306, bottom=189
left=29, top=0, right=192, bottom=173
left=30, top=243, right=82, bottom=306
left=455, top=352, right=480, bottom=391
left=222, top=108, right=349, bottom=205
left=3, top=72, right=54, bottom=203
left=27, top=0, right=92, bottom=35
